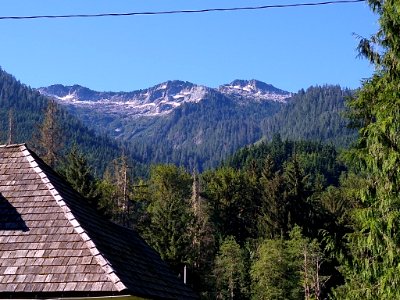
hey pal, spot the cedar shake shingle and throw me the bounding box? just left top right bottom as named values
left=0, top=144, right=197, bottom=299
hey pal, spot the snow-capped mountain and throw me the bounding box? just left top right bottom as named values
left=38, top=81, right=210, bottom=117
left=38, top=80, right=291, bottom=118
left=219, top=79, right=291, bottom=103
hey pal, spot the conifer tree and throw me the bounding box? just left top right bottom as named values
left=284, top=156, right=313, bottom=234
left=144, top=165, right=193, bottom=270
left=36, top=100, right=63, bottom=168
left=97, top=154, right=134, bottom=226
left=189, top=172, right=215, bottom=296
left=64, top=144, right=98, bottom=206
left=258, top=156, right=288, bottom=238
left=334, top=1, right=400, bottom=298
left=214, top=236, right=249, bottom=300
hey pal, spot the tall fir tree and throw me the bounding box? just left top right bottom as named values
left=334, top=0, right=400, bottom=298
left=36, top=100, right=63, bottom=168
left=97, top=154, right=134, bottom=226
left=258, top=156, right=288, bottom=239
left=144, top=165, right=194, bottom=271
left=213, top=236, right=249, bottom=300
left=188, top=172, right=215, bottom=297
left=63, top=144, right=98, bottom=206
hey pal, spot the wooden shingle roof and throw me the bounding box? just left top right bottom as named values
left=0, top=144, right=197, bottom=299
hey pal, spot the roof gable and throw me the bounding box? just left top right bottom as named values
left=0, top=144, right=197, bottom=299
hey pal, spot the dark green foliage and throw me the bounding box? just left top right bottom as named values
left=141, top=165, right=194, bottom=269
left=251, top=226, right=327, bottom=300
left=27, top=132, right=342, bottom=298
left=60, top=91, right=280, bottom=171
left=213, top=236, right=249, bottom=300
left=261, top=86, right=356, bottom=148
left=65, top=85, right=356, bottom=171
left=226, top=134, right=345, bottom=187
left=126, top=92, right=280, bottom=171
left=198, top=138, right=345, bottom=297
left=332, top=1, right=400, bottom=298
left=0, top=63, right=372, bottom=299
left=0, top=66, right=145, bottom=176
left=202, top=167, right=260, bottom=244
left=84, top=136, right=344, bottom=298
left=258, top=156, right=288, bottom=239
left=62, top=144, right=99, bottom=206
left=0, top=67, right=47, bottom=143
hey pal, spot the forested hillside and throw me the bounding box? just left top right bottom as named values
left=84, top=136, right=349, bottom=299
left=1, top=65, right=355, bottom=176
left=96, top=1, right=397, bottom=298
left=127, top=91, right=281, bottom=170
left=68, top=85, right=355, bottom=171
left=129, top=85, right=357, bottom=169
left=0, top=67, right=140, bottom=175
left=261, top=85, right=356, bottom=147
left=2, top=0, right=397, bottom=295
left=2, top=0, right=398, bottom=299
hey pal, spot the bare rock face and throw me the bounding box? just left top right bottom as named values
left=218, top=79, right=291, bottom=103
left=38, top=79, right=291, bottom=118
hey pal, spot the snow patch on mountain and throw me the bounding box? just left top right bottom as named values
left=219, top=79, right=291, bottom=103
left=38, top=79, right=291, bottom=118
left=38, top=81, right=209, bottom=117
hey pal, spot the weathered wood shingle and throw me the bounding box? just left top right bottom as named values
left=0, top=144, right=197, bottom=299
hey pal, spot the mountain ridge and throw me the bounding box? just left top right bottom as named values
left=219, top=79, right=291, bottom=103
left=36, top=78, right=354, bottom=170
left=38, top=79, right=291, bottom=118
left=0, top=66, right=143, bottom=175
left=0, top=65, right=355, bottom=171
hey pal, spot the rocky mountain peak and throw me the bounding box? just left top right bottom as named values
left=38, top=80, right=210, bottom=117
left=37, top=79, right=291, bottom=118
left=219, top=79, right=291, bottom=103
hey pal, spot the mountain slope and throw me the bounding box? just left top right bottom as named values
left=0, top=67, right=138, bottom=174
left=219, top=79, right=291, bottom=102
left=38, top=80, right=290, bottom=170
left=261, top=85, right=356, bottom=147
left=38, top=79, right=291, bottom=118
left=126, top=90, right=282, bottom=170
left=38, top=80, right=356, bottom=170
left=38, top=81, right=211, bottom=117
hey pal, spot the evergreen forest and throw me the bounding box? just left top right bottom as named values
left=0, top=68, right=145, bottom=176
left=1, top=0, right=400, bottom=298
left=63, top=84, right=356, bottom=171
left=62, top=135, right=350, bottom=299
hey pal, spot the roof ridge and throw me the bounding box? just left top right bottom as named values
left=19, top=144, right=127, bottom=292
left=0, top=143, right=26, bottom=148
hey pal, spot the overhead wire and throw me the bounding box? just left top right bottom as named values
left=0, top=0, right=365, bottom=21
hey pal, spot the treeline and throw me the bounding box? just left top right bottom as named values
left=0, top=67, right=142, bottom=175
left=0, top=65, right=357, bottom=173
left=122, top=86, right=356, bottom=170
left=261, top=85, right=357, bottom=148
left=65, top=85, right=355, bottom=171
left=64, top=135, right=352, bottom=299
left=124, top=92, right=280, bottom=171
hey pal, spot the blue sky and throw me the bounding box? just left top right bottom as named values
left=0, top=0, right=377, bottom=93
